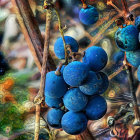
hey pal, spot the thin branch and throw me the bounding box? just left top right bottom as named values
left=54, top=7, right=68, bottom=64
left=109, top=65, right=125, bottom=80
left=34, top=7, right=52, bottom=140
left=11, top=0, right=56, bottom=72
left=125, top=65, right=140, bottom=125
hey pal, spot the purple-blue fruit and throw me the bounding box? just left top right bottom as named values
left=45, top=95, right=62, bottom=108
left=85, top=95, right=107, bottom=120
left=98, top=72, right=109, bottom=94
left=83, top=46, right=108, bottom=72
left=47, top=109, right=64, bottom=128
left=63, top=88, right=88, bottom=112
left=79, top=5, right=99, bottom=25
left=126, top=49, right=140, bottom=67
left=61, top=111, right=88, bottom=135
left=63, top=61, right=89, bottom=87
left=54, top=36, right=79, bottom=59
left=115, top=25, right=139, bottom=51
left=135, top=15, right=140, bottom=31
left=45, top=71, right=68, bottom=98
left=137, top=65, right=140, bottom=81
left=79, top=71, right=102, bottom=95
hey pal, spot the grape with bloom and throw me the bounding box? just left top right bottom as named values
left=79, top=5, right=99, bottom=25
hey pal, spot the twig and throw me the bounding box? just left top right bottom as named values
left=76, top=128, right=95, bottom=140
left=54, top=7, right=68, bottom=64
left=34, top=6, right=52, bottom=140
left=11, top=0, right=56, bottom=72
left=125, top=65, right=140, bottom=125
left=121, top=0, right=130, bottom=15
left=109, top=65, right=125, bottom=80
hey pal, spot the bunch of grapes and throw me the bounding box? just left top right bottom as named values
left=115, top=15, right=140, bottom=82
left=45, top=34, right=109, bottom=135
left=0, top=52, right=9, bottom=76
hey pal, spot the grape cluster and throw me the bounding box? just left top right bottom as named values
left=0, top=52, right=9, bottom=75
left=115, top=15, right=140, bottom=82
left=45, top=36, right=109, bottom=135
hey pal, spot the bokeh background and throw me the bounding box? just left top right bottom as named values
left=0, top=0, right=140, bottom=139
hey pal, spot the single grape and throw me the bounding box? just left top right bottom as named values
left=45, top=95, right=63, bottom=108
left=85, top=95, right=107, bottom=120
left=98, top=72, right=109, bottom=94
left=79, top=5, right=99, bottom=25
left=63, top=88, right=88, bottom=112
left=54, top=36, right=79, bottom=59
left=126, top=49, right=140, bottom=67
left=83, top=46, right=108, bottom=72
left=135, top=15, right=140, bottom=31
left=63, top=61, right=89, bottom=87
left=45, top=71, right=68, bottom=98
left=79, top=71, right=102, bottom=95
left=137, top=65, right=140, bottom=81
left=61, top=111, right=88, bottom=135
left=115, top=25, right=139, bottom=51
left=47, top=109, right=65, bottom=129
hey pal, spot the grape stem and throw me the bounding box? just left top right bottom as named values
left=123, top=52, right=140, bottom=125
left=34, top=4, right=52, bottom=140
left=54, top=7, right=69, bottom=65
left=81, top=0, right=87, bottom=9
left=125, top=65, right=140, bottom=126
left=108, top=65, right=125, bottom=80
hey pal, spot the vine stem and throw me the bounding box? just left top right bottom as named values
left=125, top=65, right=140, bottom=125
left=108, top=65, right=125, bottom=80
left=34, top=8, right=52, bottom=140
left=81, top=0, right=87, bottom=9
left=54, top=7, right=68, bottom=64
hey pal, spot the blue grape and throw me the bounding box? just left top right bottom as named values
left=63, top=88, right=88, bottom=112
left=137, top=65, right=140, bottom=81
left=63, top=61, right=89, bottom=87
left=85, top=95, right=107, bottom=120
left=45, top=71, right=68, bottom=98
left=54, top=36, right=79, bottom=59
left=135, top=15, right=140, bottom=31
left=115, top=25, right=139, bottom=51
left=45, top=95, right=62, bottom=108
left=83, top=46, right=108, bottom=72
left=61, top=111, right=88, bottom=135
left=79, top=71, right=102, bottom=95
left=98, top=72, right=109, bottom=94
left=47, top=109, right=64, bottom=129
left=126, top=49, right=140, bottom=67
left=79, top=5, right=99, bottom=25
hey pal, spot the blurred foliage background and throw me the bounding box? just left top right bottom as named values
left=0, top=0, right=140, bottom=139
